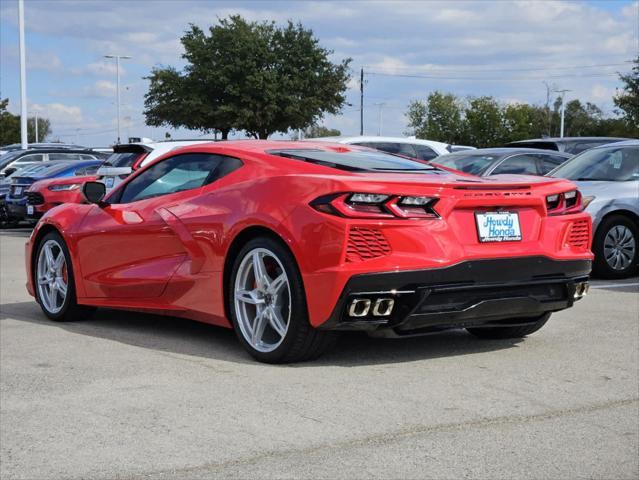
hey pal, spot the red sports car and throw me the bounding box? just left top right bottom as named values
left=24, top=175, right=98, bottom=220
left=25, top=140, right=593, bottom=363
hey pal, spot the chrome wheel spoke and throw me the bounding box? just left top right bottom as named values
left=251, top=309, right=268, bottom=345
left=267, top=307, right=287, bottom=337
left=268, top=273, right=286, bottom=296
left=252, top=251, right=270, bottom=290
left=235, top=289, right=264, bottom=305
left=55, top=278, right=67, bottom=297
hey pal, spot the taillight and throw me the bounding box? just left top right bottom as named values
left=546, top=190, right=583, bottom=215
left=311, top=193, right=439, bottom=219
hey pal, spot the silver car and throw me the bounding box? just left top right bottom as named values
left=551, top=140, right=639, bottom=278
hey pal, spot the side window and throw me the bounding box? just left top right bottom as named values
left=116, top=153, right=242, bottom=204
left=49, top=153, right=80, bottom=161
left=491, top=155, right=540, bottom=175
left=14, top=153, right=45, bottom=164
left=371, top=142, right=418, bottom=158
left=412, top=144, right=438, bottom=161
left=537, top=154, right=568, bottom=175
left=79, top=154, right=97, bottom=160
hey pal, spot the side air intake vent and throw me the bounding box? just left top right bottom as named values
left=346, top=228, right=391, bottom=262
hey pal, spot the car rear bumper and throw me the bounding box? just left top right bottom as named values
left=318, top=256, right=591, bottom=334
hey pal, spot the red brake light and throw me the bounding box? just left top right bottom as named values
left=311, top=193, right=439, bottom=219
left=546, top=190, right=583, bottom=215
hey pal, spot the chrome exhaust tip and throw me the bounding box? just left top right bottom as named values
left=348, top=299, right=371, bottom=317
left=372, top=298, right=395, bottom=316
left=574, top=281, right=589, bottom=299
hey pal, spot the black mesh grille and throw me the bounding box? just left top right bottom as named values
left=26, top=192, right=45, bottom=205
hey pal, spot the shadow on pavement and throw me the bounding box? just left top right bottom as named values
left=0, top=300, right=524, bottom=367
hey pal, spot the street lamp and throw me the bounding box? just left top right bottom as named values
left=104, top=55, right=132, bottom=144
left=18, top=0, right=28, bottom=149
left=554, top=89, right=571, bottom=139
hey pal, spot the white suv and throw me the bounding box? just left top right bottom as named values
left=97, top=140, right=213, bottom=193
left=307, top=136, right=452, bottom=161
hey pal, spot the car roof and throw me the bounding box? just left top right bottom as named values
left=438, top=147, right=571, bottom=157
left=9, top=148, right=103, bottom=156
left=591, top=139, right=639, bottom=148
left=508, top=137, right=630, bottom=144
left=306, top=136, right=450, bottom=149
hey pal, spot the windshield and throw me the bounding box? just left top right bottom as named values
left=104, top=152, right=145, bottom=168
left=551, top=145, right=639, bottom=181
left=0, top=151, right=24, bottom=169
left=269, top=148, right=435, bottom=172
left=433, top=153, right=497, bottom=175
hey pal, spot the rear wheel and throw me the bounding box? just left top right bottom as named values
left=228, top=236, right=336, bottom=363
left=34, top=232, right=95, bottom=321
left=592, top=215, right=638, bottom=279
left=466, top=313, right=550, bottom=339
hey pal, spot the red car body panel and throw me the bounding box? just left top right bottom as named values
left=25, top=140, right=593, bottom=330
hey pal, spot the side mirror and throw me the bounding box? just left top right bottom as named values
left=4, top=168, right=16, bottom=176
left=82, top=181, right=107, bottom=205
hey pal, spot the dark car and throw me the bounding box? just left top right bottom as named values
left=0, top=148, right=107, bottom=177
left=432, top=148, right=572, bottom=177
left=504, top=137, right=631, bottom=155
left=0, top=163, right=53, bottom=227
left=4, top=160, right=103, bottom=223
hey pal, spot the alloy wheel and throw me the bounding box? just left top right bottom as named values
left=36, top=239, right=68, bottom=314
left=234, top=248, right=291, bottom=353
left=603, top=224, right=636, bottom=271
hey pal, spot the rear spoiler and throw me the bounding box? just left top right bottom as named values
left=112, top=144, right=154, bottom=154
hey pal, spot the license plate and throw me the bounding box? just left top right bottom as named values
left=27, top=205, right=34, bottom=215
left=14, top=187, right=22, bottom=196
left=475, top=211, right=522, bottom=242
left=105, top=177, right=114, bottom=188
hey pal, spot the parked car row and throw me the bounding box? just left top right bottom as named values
left=2, top=136, right=637, bottom=280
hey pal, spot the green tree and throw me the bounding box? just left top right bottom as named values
left=463, top=96, right=505, bottom=147
left=406, top=91, right=463, bottom=144
left=502, top=103, right=547, bottom=141
left=614, top=56, right=639, bottom=126
left=0, top=99, right=51, bottom=145
left=294, top=124, right=341, bottom=139
left=144, top=15, right=351, bottom=139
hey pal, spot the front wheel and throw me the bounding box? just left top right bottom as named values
left=34, top=231, right=95, bottom=321
left=466, top=313, right=550, bottom=339
left=228, top=237, right=336, bottom=363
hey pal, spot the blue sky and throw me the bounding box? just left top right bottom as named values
left=1, top=0, right=637, bottom=146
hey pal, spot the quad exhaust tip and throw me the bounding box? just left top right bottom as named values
left=348, top=298, right=395, bottom=317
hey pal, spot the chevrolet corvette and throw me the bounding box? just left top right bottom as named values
left=25, top=140, right=593, bottom=363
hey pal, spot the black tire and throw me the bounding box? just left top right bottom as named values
left=592, top=214, right=638, bottom=279
left=34, top=231, right=96, bottom=322
left=228, top=236, right=337, bottom=363
left=466, top=313, right=550, bottom=340
left=0, top=201, right=18, bottom=229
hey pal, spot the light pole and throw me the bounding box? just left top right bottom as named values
left=373, top=102, right=386, bottom=136
left=554, top=89, right=571, bottom=138
left=34, top=111, right=38, bottom=143
left=104, top=55, right=131, bottom=144
left=18, top=0, right=28, bottom=149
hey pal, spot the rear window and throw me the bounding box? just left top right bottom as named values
left=104, top=152, right=144, bottom=168
left=434, top=154, right=498, bottom=175
left=268, top=149, right=436, bottom=172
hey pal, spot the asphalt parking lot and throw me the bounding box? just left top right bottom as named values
left=1, top=228, right=637, bottom=480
